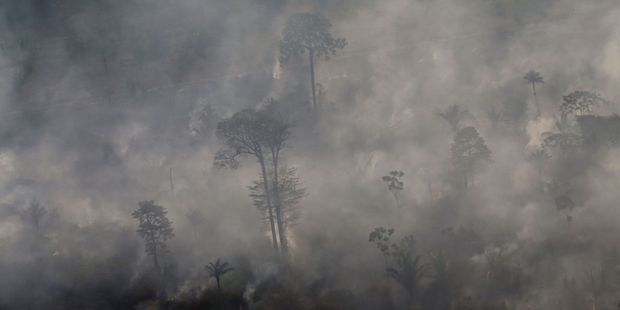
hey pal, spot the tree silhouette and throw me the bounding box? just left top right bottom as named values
left=132, top=200, right=174, bottom=272
left=280, top=13, right=346, bottom=112
left=249, top=166, right=306, bottom=232
left=260, top=101, right=293, bottom=256
left=215, top=104, right=293, bottom=256
left=215, top=108, right=279, bottom=253
left=524, top=70, right=544, bottom=117
left=20, top=199, right=47, bottom=235
left=381, top=170, right=404, bottom=208
left=186, top=208, right=205, bottom=239
left=451, top=127, right=492, bottom=189
left=369, top=227, right=427, bottom=301
left=205, top=259, right=234, bottom=290
left=560, top=91, right=607, bottom=117
left=437, top=104, right=472, bottom=132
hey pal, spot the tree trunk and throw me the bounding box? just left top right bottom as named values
left=267, top=206, right=278, bottom=252
left=272, top=155, right=288, bottom=256
left=169, top=167, right=174, bottom=194
left=532, top=83, right=540, bottom=117
left=259, top=159, right=279, bottom=253
left=153, top=246, right=160, bottom=273
left=216, top=276, right=221, bottom=290
left=538, top=166, right=544, bottom=194
left=309, top=49, right=317, bottom=112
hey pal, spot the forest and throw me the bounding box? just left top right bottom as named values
left=1, top=0, right=620, bottom=309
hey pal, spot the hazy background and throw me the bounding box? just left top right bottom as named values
left=0, top=0, right=620, bottom=308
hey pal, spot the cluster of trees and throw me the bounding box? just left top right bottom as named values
left=7, top=3, right=620, bottom=308
left=213, top=102, right=300, bottom=257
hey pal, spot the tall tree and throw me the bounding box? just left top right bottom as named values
left=215, top=108, right=279, bottom=253
left=451, top=127, right=492, bottom=189
left=437, top=105, right=472, bottom=132
left=249, top=166, right=306, bottom=233
left=205, top=259, right=234, bottom=290
left=280, top=13, right=346, bottom=112
left=259, top=104, right=293, bottom=256
left=382, top=170, right=404, bottom=208
left=524, top=70, right=544, bottom=117
left=215, top=105, right=293, bottom=256
left=132, top=200, right=174, bottom=273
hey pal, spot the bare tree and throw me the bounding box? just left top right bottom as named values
left=280, top=13, right=346, bottom=112
left=132, top=200, right=174, bottom=273
left=205, top=259, right=234, bottom=290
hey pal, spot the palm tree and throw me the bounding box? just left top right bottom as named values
left=205, top=259, right=234, bottom=290
left=524, top=70, right=544, bottom=117
left=437, top=104, right=472, bottom=132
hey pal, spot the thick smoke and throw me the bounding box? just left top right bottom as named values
left=0, top=0, right=620, bottom=309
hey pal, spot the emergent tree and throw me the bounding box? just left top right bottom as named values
left=132, top=200, right=174, bottom=273
left=451, top=127, right=492, bottom=189
left=280, top=13, right=346, bottom=112
left=524, top=70, right=544, bottom=117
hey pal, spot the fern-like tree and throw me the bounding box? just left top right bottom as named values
left=437, top=104, right=472, bottom=132
left=205, top=259, right=234, bottom=290
left=132, top=200, right=174, bottom=273
left=280, top=13, right=346, bottom=112
left=382, top=170, right=404, bottom=208
left=369, top=227, right=427, bottom=302
left=451, top=127, right=492, bottom=189
left=524, top=70, right=544, bottom=117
